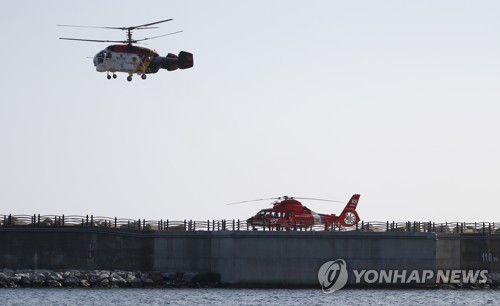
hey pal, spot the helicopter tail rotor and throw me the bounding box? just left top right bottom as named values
left=337, top=194, right=361, bottom=227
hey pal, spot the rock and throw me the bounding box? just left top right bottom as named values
left=45, top=280, right=62, bottom=287
left=100, top=278, right=109, bottom=287
left=140, top=273, right=154, bottom=286
left=8, top=275, right=22, bottom=284
left=489, top=273, right=500, bottom=285
left=88, top=273, right=99, bottom=286
left=115, top=271, right=128, bottom=279
left=80, top=279, right=90, bottom=288
left=62, top=275, right=81, bottom=287
left=28, top=273, right=45, bottom=286
left=109, top=272, right=127, bottom=287
left=182, top=271, right=196, bottom=283
left=161, top=272, right=176, bottom=281
left=126, top=275, right=142, bottom=287
left=150, top=272, right=165, bottom=285
left=439, top=284, right=456, bottom=289
left=98, top=271, right=110, bottom=282
left=20, top=276, right=31, bottom=287
left=43, top=271, right=63, bottom=281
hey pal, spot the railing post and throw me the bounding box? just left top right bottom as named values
left=114, top=217, right=117, bottom=228
left=207, top=220, right=210, bottom=231
left=238, top=219, right=240, bottom=231
left=91, top=215, right=94, bottom=226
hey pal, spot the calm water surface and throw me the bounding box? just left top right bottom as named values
left=0, top=288, right=498, bottom=305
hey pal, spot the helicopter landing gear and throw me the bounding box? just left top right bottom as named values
left=107, top=74, right=111, bottom=80
left=127, top=75, right=133, bottom=82
left=107, top=73, right=117, bottom=80
left=141, top=74, right=147, bottom=80
left=112, top=73, right=117, bottom=79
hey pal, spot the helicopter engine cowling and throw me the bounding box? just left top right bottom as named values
left=147, top=51, right=193, bottom=74
left=177, top=51, right=194, bottom=69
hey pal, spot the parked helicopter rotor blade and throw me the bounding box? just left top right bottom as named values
left=59, top=37, right=125, bottom=43
left=292, top=197, right=345, bottom=203
left=135, top=31, right=183, bottom=42
left=226, top=197, right=281, bottom=205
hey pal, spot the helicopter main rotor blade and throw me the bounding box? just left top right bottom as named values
left=226, top=197, right=281, bottom=205
left=292, top=197, right=345, bottom=203
left=135, top=31, right=183, bottom=42
left=132, top=19, right=173, bottom=29
left=59, top=37, right=125, bottom=43
left=57, top=18, right=173, bottom=31
left=57, top=24, right=160, bottom=30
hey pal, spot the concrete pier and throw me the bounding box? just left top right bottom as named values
left=1, top=227, right=499, bottom=287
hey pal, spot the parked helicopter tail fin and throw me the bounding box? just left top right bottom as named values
left=337, top=194, right=360, bottom=227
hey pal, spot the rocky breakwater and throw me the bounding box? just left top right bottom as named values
left=0, top=269, right=220, bottom=288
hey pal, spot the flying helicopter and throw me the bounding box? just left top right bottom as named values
left=58, top=19, right=193, bottom=81
left=231, top=194, right=361, bottom=231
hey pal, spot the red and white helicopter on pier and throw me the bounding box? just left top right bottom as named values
left=231, top=194, right=361, bottom=231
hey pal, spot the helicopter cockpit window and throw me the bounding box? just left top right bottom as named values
left=95, top=51, right=106, bottom=64
left=106, top=52, right=112, bottom=58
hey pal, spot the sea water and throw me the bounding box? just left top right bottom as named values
left=0, top=288, right=498, bottom=305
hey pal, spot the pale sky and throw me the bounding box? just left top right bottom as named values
left=1, top=1, right=499, bottom=223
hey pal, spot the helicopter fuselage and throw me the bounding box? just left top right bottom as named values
left=246, top=195, right=361, bottom=231
left=93, top=44, right=193, bottom=81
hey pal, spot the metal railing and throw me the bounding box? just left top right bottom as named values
left=1, top=214, right=500, bottom=234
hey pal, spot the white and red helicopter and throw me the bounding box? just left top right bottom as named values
left=58, top=19, right=193, bottom=81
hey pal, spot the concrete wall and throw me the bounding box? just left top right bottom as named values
left=0, top=227, right=154, bottom=271
left=2, top=227, right=500, bottom=287
left=436, top=233, right=500, bottom=272
left=153, top=231, right=437, bottom=286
